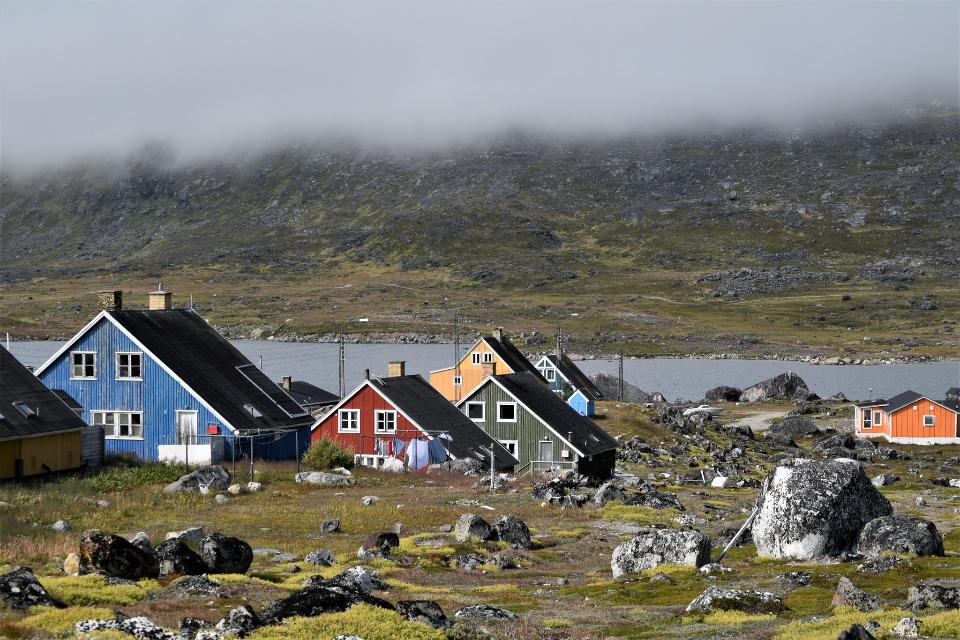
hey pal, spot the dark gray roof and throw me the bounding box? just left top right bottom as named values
left=884, top=390, right=926, bottom=413
left=108, top=310, right=313, bottom=433
left=369, top=375, right=518, bottom=470
left=545, top=353, right=604, bottom=401
left=50, top=389, right=83, bottom=411
left=0, top=345, right=87, bottom=441
left=485, top=337, right=547, bottom=382
left=492, top=372, right=618, bottom=456
left=281, top=380, right=339, bottom=408
left=855, top=398, right=888, bottom=408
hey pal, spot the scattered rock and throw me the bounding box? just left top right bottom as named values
left=359, top=533, right=400, bottom=558
left=396, top=600, right=451, bottom=629
left=320, top=518, right=341, bottom=534
left=361, top=496, right=379, bottom=505
left=857, top=515, right=944, bottom=557
left=833, top=577, right=881, bottom=612
left=325, top=566, right=389, bottom=594
left=593, top=481, right=627, bottom=506
left=837, top=624, right=878, bottom=640
left=129, top=532, right=153, bottom=554
left=891, top=617, right=921, bottom=638
left=0, top=567, right=58, bottom=610
left=77, top=616, right=181, bottom=640
left=164, top=466, right=231, bottom=494
left=752, top=458, right=892, bottom=560
left=260, top=582, right=393, bottom=625
left=63, top=553, right=81, bottom=576
left=907, top=582, right=960, bottom=610
left=305, top=549, right=337, bottom=567
left=227, top=484, right=243, bottom=495
left=79, top=530, right=160, bottom=579
left=199, top=532, right=253, bottom=574
left=154, top=538, right=208, bottom=577
left=295, top=471, right=355, bottom=486
left=167, top=574, right=224, bottom=598
left=741, top=372, right=810, bottom=403
left=166, top=527, right=205, bottom=543
left=857, top=556, right=906, bottom=575
left=704, top=386, right=742, bottom=402
left=455, top=604, right=517, bottom=620
left=215, top=605, right=261, bottom=637
left=698, top=563, right=732, bottom=575
left=51, top=520, right=70, bottom=532
left=775, top=571, right=812, bottom=587
left=455, top=514, right=495, bottom=542
left=247, top=482, right=262, bottom=492
left=685, top=585, right=786, bottom=614
left=611, top=528, right=711, bottom=578
left=493, top=515, right=532, bottom=549
left=767, top=416, right=820, bottom=437
left=871, top=474, right=899, bottom=487
left=178, top=617, right=211, bottom=640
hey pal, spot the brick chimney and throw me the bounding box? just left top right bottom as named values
left=388, top=361, right=406, bottom=377
left=481, top=362, right=497, bottom=379
left=148, top=283, right=172, bottom=310
left=97, top=290, right=122, bottom=311
left=494, top=327, right=505, bottom=342
left=281, top=376, right=292, bottom=390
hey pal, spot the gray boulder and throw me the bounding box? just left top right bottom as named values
left=79, top=530, right=160, bottom=580
left=871, top=474, right=899, bottom=487
left=590, top=372, right=661, bottom=404
left=199, top=532, right=253, bottom=574
left=685, top=586, right=786, bottom=614
left=833, top=577, right=880, bottom=612
left=611, top=528, right=711, bottom=578
left=593, top=481, right=627, bottom=506
left=215, top=605, right=261, bottom=637
left=767, top=416, right=820, bottom=437
left=454, top=604, right=517, bottom=620
left=454, top=513, right=495, bottom=542
left=838, top=624, right=878, bottom=640
left=129, top=532, right=153, bottom=554
left=320, top=518, right=341, bottom=534
left=857, top=516, right=944, bottom=557
left=0, top=567, right=58, bottom=610
left=396, top=600, right=451, bottom=629
left=704, top=386, right=742, bottom=402
left=907, top=582, right=960, bottom=610
left=154, top=538, right=207, bottom=577
left=295, top=471, right=355, bottom=486
left=752, top=458, right=892, bottom=560
left=163, top=466, right=231, bottom=494
left=305, top=549, right=337, bottom=567
left=741, top=372, right=810, bottom=402
left=493, top=515, right=532, bottom=549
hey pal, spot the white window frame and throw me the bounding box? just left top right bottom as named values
left=338, top=409, right=360, bottom=433
left=923, top=414, right=935, bottom=427
left=116, top=352, right=143, bottom=380
left=498, top=439, right=518, bottom=456
left=862, top=410, right=872, bottom=429
left=544, top=368, right=556, bottom=382
left=483, top=352, right=494, bottom=363
left=471, top=352, right=482, bottom=365
left=93, top=410, right=143, bottom=440
left=497, top=401, right=517, bottom=423
left=71, top=351, right=97, bottom=379
left=872, top=410, right=882, bottom=425
left=453, top=375, right=462, bottom=387
left=465, top=401, right=485, bottom=421
left=374, top=410, right=397, bottom=434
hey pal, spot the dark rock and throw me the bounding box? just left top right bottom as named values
left=857, top=556, right=907, bottom=575
left=837, top=624, right=877, bottom=640
left=493, top=515, right=532, bottom=549
left=752, top=458, right=892, bottom=560
left=215, top=605, right=261, bottom=637
left=154, top=538, right=207, bottom=577
left=0, top=567, right=59, bottom=610
left=199, top=532, right=253, bottom=574
left=396, top=600, right=451, bottom=629
left=129, top=532, right=153, bottom=554
left=832, top=577, right=880, bottom=612
left=871, top=474, right=899, bottom=487
left=623, top=481, right=685, bottom=511
left=611, top=528, right=711, bottom=578
left=685, top=586, right=786, bottom=614
left=163, top=466, right=231, bottom=494
left=590, top=372, right=662, bottom=404
left=767, top=416, right=820, bottom=437
left=704, top=386, right=742, bottom=402
left=775, top=571, right=812, bottom=587
left=79, top=530, right=160, bottom=579
left=452, top=554, right=486, bottom=571
left=857, top=516, right=944, bottom=558
left=178, top=617, right=211, bottom=640
left=167, top=574, right=224, bottom=598
left=907, top=582, right=960, bottom=610
left=454, top=604, right=517, bottom=620
left=320, top=518, right=341, bottom=534
left=821, top=446, right=857, bottom=459
left=360, top=532, right=400, bottom=556
left=304, top=549, right=337, bottom=567
left=741, top=372, right=810, bottom=402
left=454, top=514, right=495, bottom=542
left=593, top=481, right=627, bottom=506
left=764, top=432, right=796, bottom=448
left=322, top=566, right=390, bottom=594
left=260, top=583, right=393, bottom=625
left=813, top=434, right=854, bottom=450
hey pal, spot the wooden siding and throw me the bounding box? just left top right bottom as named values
left=312, top=384, right=426, bottom=455
left=854, top=405, right=891, bottom=437
left=891, top=399, right=958, bottom=440
left=38, top=317, right=234, bottom=462
left=0, top=432, right=83, bottom=479
left=569, top=392, right=593, bottom=417
left=460, top=383, right=577, bottom=472
left=431, top=343, right=515, bottom=402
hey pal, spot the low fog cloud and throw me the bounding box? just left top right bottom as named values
left=1, top=0, right=957, bottom=169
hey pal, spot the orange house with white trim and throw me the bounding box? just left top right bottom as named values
left=854, top=390, right=960, bottom=445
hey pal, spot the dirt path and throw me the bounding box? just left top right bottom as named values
left=727, top=410, right=787, bottom=433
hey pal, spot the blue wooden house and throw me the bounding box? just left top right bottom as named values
left=35, top=290, right=314, bottom=463
left=534, top=353, right=604, bottom=416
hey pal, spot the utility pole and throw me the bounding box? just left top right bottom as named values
left=454, top=315, right=461, bottom=402
left=556, top=324, right=562, bottom=358
left=259, top=355, right=263, bottom=370
left=618, top=351, right=624, bottom=401
left=489, top=444, right=496, bottom=492
left=338, top=334, right=346, bottom=399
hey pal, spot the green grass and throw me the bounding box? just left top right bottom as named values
left=247, top=605, right=447, bottom=640
left=42, top=575, right=161, bottom=606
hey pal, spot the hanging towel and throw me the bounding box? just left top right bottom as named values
left=374, top=438, right=390, bottom=456
left=392, top=437, right=407, bottom=456
left=405, top=438, right=430, bottom=470
left=427, top=438, right=448, bottom=464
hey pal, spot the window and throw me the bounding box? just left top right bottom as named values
left=92, top=411, right=143, bottom=439
left=13, top=402, right=36, bottom=418
left=862, top=410, right=872, bottom=429
left=465, top=402, right=485, bottom=421
left=243, top=403, right=263, bottom=418
left=923, top=414, right=935, bottom=427
left=375, top=410, right=396, bottom=433
left=453, top=376, right=462, bottom=387
left=472, top=352, right=493, bottom=364
left=497, top=402, right=517, bottom=422
left=483, top=352, right=493, bottom=363
left=873, top=411, right=882, bottom=425
left=498, top=440, right=518, bottom=456
left=544, top=368, right=556, bottom=381
left=116, top=352, right=143, bottom=379
left=71, top=352, right=96, bottom=379
left=338, top=409, right=360, bottom=432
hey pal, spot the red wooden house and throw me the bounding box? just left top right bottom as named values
left=311, top=362, right=517, bottom=471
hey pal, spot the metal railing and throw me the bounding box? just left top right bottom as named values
left=515, top=459, right=577, bottom=476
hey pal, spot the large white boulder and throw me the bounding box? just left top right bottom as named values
left=611, top=528, right=711, bottom=578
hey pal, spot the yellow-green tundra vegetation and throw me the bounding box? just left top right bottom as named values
left=2, top=400, right=960, bottom=639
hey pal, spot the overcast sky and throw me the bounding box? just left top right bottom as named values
left=1, top=0, right=957, bottom=169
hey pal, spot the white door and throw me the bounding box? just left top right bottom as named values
left=176, top=411, right=198, bottom=445
left=537, top=440, right=554, bottom=472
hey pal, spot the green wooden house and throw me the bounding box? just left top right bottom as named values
left=457, top=372, right=618, bottom=478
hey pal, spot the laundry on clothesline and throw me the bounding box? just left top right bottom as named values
left=427, top=438, right=448, bottom=464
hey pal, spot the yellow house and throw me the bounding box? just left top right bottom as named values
left=1, top=345, right=88, bottom=480
left=429, top=329, right=547, bottom=402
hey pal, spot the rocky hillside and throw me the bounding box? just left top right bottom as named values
left=1, top=108, right=959, bottom=356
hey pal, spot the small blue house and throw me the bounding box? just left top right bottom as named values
left=35, top=289, right=314, bottom=463
left=534, top=353, right=604, bottom=416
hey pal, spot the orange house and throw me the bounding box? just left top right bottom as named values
left=854, top=390, right=960, bottom=445
left=429, top=330, right=546, bottom=402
